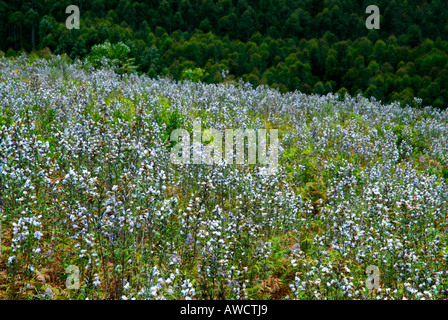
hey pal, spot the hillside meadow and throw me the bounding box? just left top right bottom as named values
left=0, top=55, right=448, bottom=300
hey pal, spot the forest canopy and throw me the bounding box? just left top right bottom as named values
left=1, top=0, right=448, bottom=108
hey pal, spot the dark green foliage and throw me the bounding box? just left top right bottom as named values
left=1, top=0, right=448, bottom=108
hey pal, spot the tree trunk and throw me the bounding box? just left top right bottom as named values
left=32, top=25, right=35, bottom=49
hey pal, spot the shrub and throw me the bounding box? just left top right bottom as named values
left=87, top=41, right=137, bottom=75
left=181, top=67, right=208, bottom=82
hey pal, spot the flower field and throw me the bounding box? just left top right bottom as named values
left=0, top=55, right=447, bottom=300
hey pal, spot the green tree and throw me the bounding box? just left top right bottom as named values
left=407, top=24, right=422, bottom=47
left=87, top=41, right=137, bottom=75
left=237, top=7, right=256, bottom=41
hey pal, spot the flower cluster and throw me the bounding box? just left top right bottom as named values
left=0, top=55, right=447, bottom=300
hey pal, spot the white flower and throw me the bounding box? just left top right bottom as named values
left=93, top=274, right=101, bottom=287
left=34, top=231, right=43, bottom=240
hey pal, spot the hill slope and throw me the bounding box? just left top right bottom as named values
left=0, top=55, right=448, bottom=299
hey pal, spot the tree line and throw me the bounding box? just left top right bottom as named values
left=1, top=0, right=447, bottom=108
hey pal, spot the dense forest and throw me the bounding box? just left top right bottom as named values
left=1, top=0, right=448, bottom=108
